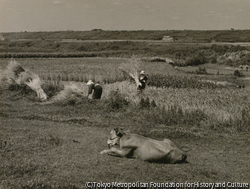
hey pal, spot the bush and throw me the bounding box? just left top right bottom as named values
left=42, top=80, right=64, bottom=98
left=150, top=99, right=157, bottom=108
left=185, top=55, right=206, bottom=66
left=208, top=54, right=217, bottom=63
left=150, top=57, right=166, bottom=62
left=106, top=89, right=129, bottom=110
left=8, top=83, right=35, bottom=95
left=139, top=97, right=156, bottom=109
left=234, top=69, right=242, bottom=77
left=195, top=67, right=207, bottom=74
left=210, top=45, right=229, bottom=54
left=227, top=45, right=246, bottom=52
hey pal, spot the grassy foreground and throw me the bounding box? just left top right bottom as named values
left=1, top=83, right=250, bottom=188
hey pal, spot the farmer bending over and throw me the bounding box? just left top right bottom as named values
left=87, top=80, right=103, bottom=99
left=137, top=70, right=147, bottom=92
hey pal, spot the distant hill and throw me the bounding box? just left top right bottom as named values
left=2, top=30, right=250, bottom=42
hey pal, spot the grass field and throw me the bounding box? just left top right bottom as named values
left=0, top=57, right=250, bottom=188
left=2, top=30, right=250, bottom=42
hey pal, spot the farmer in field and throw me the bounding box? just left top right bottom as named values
left=87, top=80, right=103, bottom=99
left=137, top=70, right=147, bottom=92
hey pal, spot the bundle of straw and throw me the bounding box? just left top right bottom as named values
left=0, top=59, right=47, bottom=101
left=23, top=73, right=47, bottom=101
left=42, top=82, right=85, bottom=104
left=119, top=56, right=141, bottom=87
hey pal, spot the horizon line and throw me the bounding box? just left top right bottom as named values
left=1, top=29, right=250, bottom=33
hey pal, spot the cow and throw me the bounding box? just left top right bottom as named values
left=100, top=128, right=188, bottom=164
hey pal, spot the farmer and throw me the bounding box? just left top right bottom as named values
left=137, top=70, right=147, bottom=92
left=87, top=80, right=103, bottom=99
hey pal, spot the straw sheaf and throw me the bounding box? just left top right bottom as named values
left=0, top=60, right=47, bottom=101
left=119, top=56, right=141, bottom=87
left=42, top=82, right=86, bottom=104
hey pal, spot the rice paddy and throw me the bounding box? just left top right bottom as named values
left=1, top=57, right=248, bottom=132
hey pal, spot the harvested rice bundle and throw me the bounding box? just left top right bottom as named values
left=0, top=59, right=47, bottom=101
left=0, top=59, right=24, bottom=85
left=119, top=56, right=141, bottom=87
left=42, top=82, right=85, bottom=104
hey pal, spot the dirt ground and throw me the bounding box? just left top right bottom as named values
left=0, top=94, right=249, bottom=188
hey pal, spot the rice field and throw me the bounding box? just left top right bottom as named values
left=2, top=57, right=247, bottom=131
left=0, top=58, right=249, bottom=132
left=0, top=58, right=181, bottom=83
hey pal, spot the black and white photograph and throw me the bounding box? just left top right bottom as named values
left=0, top=0, right=249, bottom=188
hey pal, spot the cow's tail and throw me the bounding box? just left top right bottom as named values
left=180, top=146, right=192, bottom=153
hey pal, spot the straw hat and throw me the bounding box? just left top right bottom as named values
left=140, top=70, right=145, bottom=75
left=87, top=80, right=94, bottom=86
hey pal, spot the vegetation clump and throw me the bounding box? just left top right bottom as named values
left=233, top=69, right=243, bottom=77
left=142, top=104, right=207, bottom=126
left=139, top=97, right=157, bottom=109
left=147, top=74, right=217, bottom=89
left=185, top=54, right=206, bottom=66
left=106, top=89, right=129, bottom=110
left=195, top=67, right=208, bottom=74
left=42, top=80, right=64, bottom=98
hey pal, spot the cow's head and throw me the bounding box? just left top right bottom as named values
left=107, top=127, right=124, bottom=148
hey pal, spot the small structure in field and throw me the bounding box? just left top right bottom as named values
left=162, top=36, right=174, bottom=42
left=150, top=57, right=174, bottom=64
left=150, top=57, right=166, bottom=62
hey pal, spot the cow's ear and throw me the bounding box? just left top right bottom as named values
left=114, top=127, right=119, bottom=134
left=116, top=128, right=124, bottom=137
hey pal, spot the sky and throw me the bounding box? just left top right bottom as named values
left=0, top=0, right=249, bottom=32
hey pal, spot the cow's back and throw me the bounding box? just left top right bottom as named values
left=120, top=134, right=186, bottom=163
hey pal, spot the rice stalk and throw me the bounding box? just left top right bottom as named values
left=119, top=55, right=141, bottom=87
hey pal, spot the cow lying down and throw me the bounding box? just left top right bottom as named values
left=100, top=128, right=187, bottom=164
